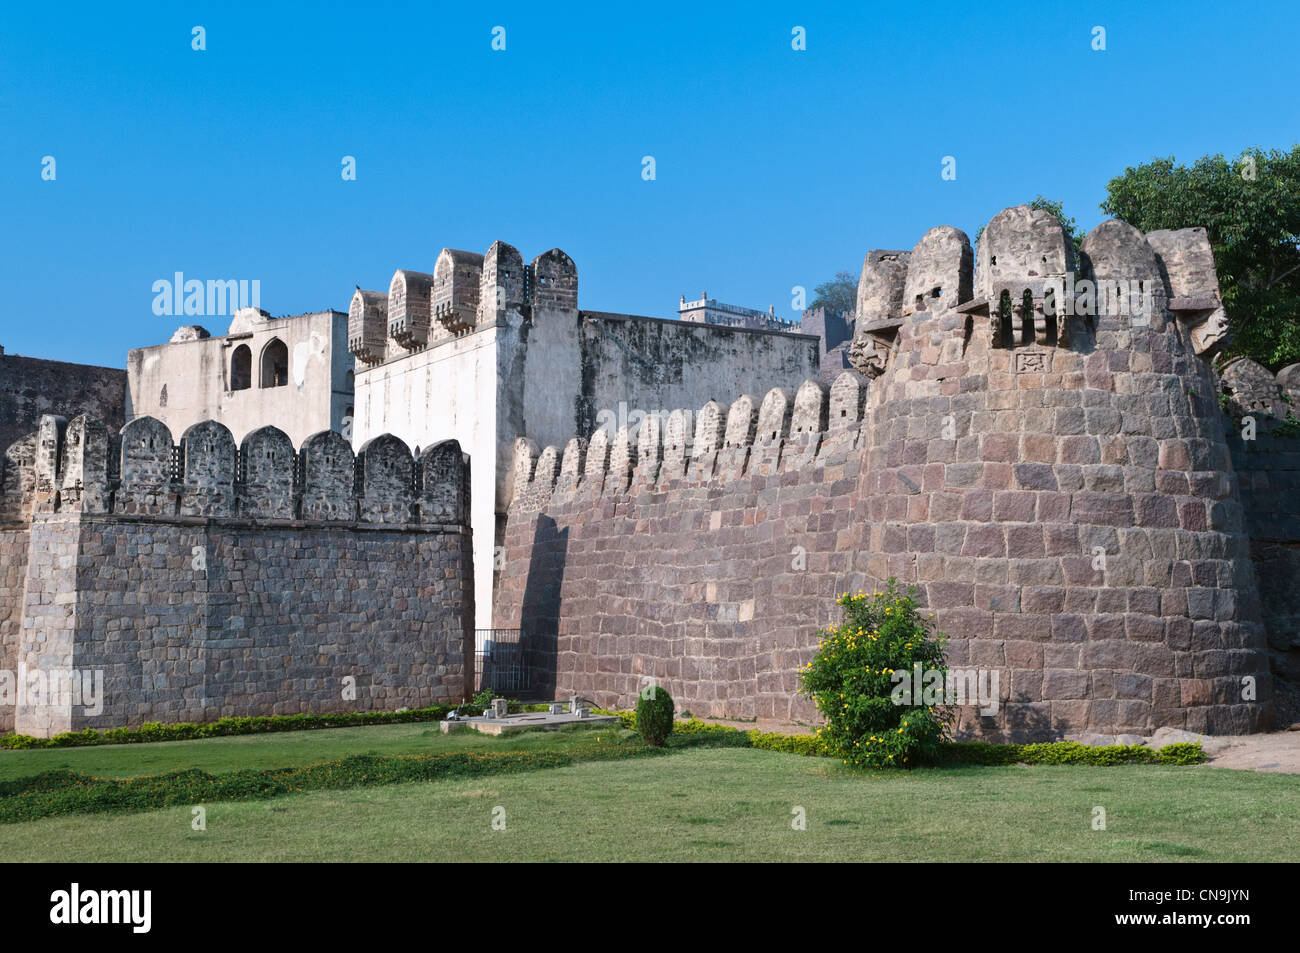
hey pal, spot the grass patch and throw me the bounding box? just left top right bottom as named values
left=1, top=748, right=1297, bottom=862
left=0, top=721, right=620, bottom=782
left=0, top=731, right=659, bottom=825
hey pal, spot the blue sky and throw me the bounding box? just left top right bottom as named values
left=2, top=0, right=1298, bottom=367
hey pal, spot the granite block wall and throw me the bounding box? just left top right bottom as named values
left=0, top=352, right=126, bottom=454
left=495, top=207, right=1283, bottom=741
left=1, top=413, right=474, bottom=736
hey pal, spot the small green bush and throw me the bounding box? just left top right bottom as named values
left=1154, top=742, right=1206, bottom=765
left=636, top=686, right=675, bottom=746
left=748, top=730, right=831, bottom=757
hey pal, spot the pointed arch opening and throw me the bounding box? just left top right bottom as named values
left=230, top=344, right=252, bottom=391
left=260, top=338, right=288, bottom=388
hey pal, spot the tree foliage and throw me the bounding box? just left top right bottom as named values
left=809, top=270, right=856, bottom=314
left=1102, top=147, right=1300, bottom=369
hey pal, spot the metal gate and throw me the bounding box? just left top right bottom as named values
left=474, top=628, right=530, bottom=694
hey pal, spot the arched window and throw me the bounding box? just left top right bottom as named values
left=260, top=338, right=288, bottom=388
left=231, top=344, right=252, bottom=391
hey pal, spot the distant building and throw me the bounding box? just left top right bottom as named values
left=800, top=306, right=856, bottom=384
left=677, top=293, right=800, bottom=333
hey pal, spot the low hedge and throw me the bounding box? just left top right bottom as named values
left=748, top=730, right=831, bottom=757
left=0, top=705, right=476, bottom=751
left=939, top=740, right=1206, bottom=766
left=598, top=711, right=1205, bottom=766
left=0, top=734, right=661, bottom=824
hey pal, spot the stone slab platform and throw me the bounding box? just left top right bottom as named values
left=441, top=711, right=621, bottom=735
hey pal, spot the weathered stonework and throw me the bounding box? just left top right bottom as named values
left=350, top=242, right=820, bottom=629
left=495, top=206, right=1286, bottom=740
left=0, top=414, right=473, bottom=737
left=0, top=352, right=126, bottom=456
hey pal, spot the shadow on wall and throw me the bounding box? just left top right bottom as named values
left=520, top=514, right=567, bottom=699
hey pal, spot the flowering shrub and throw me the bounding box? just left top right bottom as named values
left=800, top=581, right=950, bottom=768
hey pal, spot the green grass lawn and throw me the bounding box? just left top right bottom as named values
left=0, top=722, right=606, bottom=781
left=1, top=723, right=1298, bottom=861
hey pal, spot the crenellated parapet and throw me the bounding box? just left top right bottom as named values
left=349, top=241, right=580, bottom=364
left=432, top=249, right=485, bottom=334
left=507, top=371, right=870, bottom=513
left=0, top=415, right=470, bottom=527
left=528, top=248, right=578, bottom=312
left=1219, top=357, right=1300, bottom=422
left=348, top=288, right=388, bottom=365
left=849, top=206, right=1232, bottom=383
left=388, top=269, right=437, bottom=350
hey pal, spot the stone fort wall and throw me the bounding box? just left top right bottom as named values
left=496, top=375, right=867, bottom=722
left=0, top=414, right=473, bottom=737
left=0, top=351, right=126, bottom=455
left=495, top=207, right=1289, bottom=741
left=351, top=242, right=820, bottom=630
left=1220, top=357, right=1300, bottom=696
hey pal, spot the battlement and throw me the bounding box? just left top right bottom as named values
left=850, top=208, right=1229, bottom=381
left=1219, top=357, right=1300, bottom=420
left=0, top=414, right=470, bottom=527
left=494, top=204, right=1285, bottom=738
left=349, top=241, right=579, bottom=365
left=509, top=371, right=868, bottom=513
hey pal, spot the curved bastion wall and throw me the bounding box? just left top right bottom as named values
left=494, top=205, right=1283, bottom=740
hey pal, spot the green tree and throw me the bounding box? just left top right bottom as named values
left=809, top=271, right=856, bottom=314
left=1101, top=146, right=1300, bottom=369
